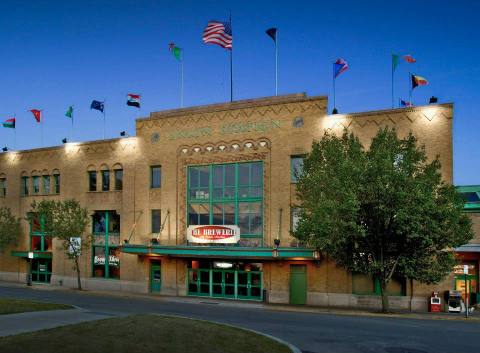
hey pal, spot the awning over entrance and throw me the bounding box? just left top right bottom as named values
left=456, top=244, right=480, bottom=253
left=10, top=250, right=52, bottom=259
left=122, top=244, right=318, bottom=260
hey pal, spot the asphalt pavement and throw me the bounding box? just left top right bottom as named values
left=0, top=283, right=478, bottom=353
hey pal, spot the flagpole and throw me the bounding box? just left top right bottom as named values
left=391, top=54, right=394, bottom=108
left=275, top=29, right=278, bottom=96
left=41, top=111, right=44, bottom=147
left=229, top=12, right=233, bottom=102
left=181, top=50, right=184, bottom=108
left=103, top=100, right=106, bottom=140
left=71, top=106, right=74, bottom=142
left=13, top=113, right=16, bottom=150
left=333, top=67, right=336, bottom=112
left=409, top=72, right=412, bottom=104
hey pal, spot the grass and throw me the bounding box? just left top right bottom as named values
left=0, top=299, right=73, bottom=315
left=0, top=314, right=292, bottom=353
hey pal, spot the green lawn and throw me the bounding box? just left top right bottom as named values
left=0, top=314, right=292, bottom=353
left=0, top=299, right=73, bottom=315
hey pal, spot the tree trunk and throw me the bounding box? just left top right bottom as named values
left=74, top=255, right=82, bottom=290
left=409, top=278, right=414, bottom=312
left=380, top=280, right=389, bottom=313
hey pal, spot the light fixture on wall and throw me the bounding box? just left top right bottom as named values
left=429, top=96, right=438, bottom=104
left=272, top=248, right=279, bottom=258
left=120, top=131, right=126, bottom=137
left=2, top=147, right=8, bottom=152
left=62, top=138, right=68, bottom=144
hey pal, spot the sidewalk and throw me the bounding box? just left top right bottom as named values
left=0, top=309, right=121, bottom=337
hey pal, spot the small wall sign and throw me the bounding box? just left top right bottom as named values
left=187, top=225, right=240, bottom=244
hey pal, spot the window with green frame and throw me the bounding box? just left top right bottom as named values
left=92, top=210, right=120, bottom=279
left=28, top=213, right=52, bottom=252
left=187, top=162, right=263, bottom=239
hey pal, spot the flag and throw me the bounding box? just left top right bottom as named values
left=127, top=94, right=141, bottom=108
left=392, top=54, right=400, bottom=72
left=90, top=100, right=104, bottom=113
left=202, top=20, right=232, bottom=49
left=266, top=28, right=277, bottom=43
left=333, top=58, right=349, bottom=78
left=65, top=106, right=73, bottom=118
left=2, top=118, right=15, bottom=129
left=400, top=99, right=413, bottom=107
left=412, top=75, right=428, bottom=89
left=30, top=109, right=41, bottom=123
left=169, top=42, right=182, bottom=61
left=403, top=54, right=416, bottom=63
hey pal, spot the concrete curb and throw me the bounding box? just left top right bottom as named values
left=154, top=313, right=302, bottom=353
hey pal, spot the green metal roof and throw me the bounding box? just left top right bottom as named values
left=10, top=250, right=52, bottom=259
left=456, top=185, right=480, bottom=212
left=121, top=244, right=317, bottom=260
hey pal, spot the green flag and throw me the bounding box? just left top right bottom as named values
left=65, top=106, right=73, bottom=118
left=169, top=42, right=182, bottom=61
left=392, top=54, right=399, bottom=72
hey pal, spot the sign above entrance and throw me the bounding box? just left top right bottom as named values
left=187, top=225, right=240, bottom=244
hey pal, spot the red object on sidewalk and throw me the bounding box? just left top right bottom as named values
left=429, top=292, right=442, bottom=312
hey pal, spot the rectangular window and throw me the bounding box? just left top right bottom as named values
left=151, top=166, right=161, bottom=188
left=92, top=210, right=121, bottom=279
left=291, top=207, right=301, bottom=232
left=88, top=171, right=97, bottom=192
left=290, top=156, right=304, bottom=183
left=151, top=209, right=161, bottom=233
left=32, top=176, right=40, bottom=194
left=187, top=162, right=263, bottom=239
left=42, top=175, right=50, bottom=195
left=101, top=170, right=110, bottom=191
left=53, top=174, right=60, bottom=194
left=21, top=176, right=30, bottom=196
left=0, top=178, right=6, bottom=197
left=114, top=169, right=123, bottom=191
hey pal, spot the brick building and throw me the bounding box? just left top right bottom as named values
left=0, top=93, right=472, bottom=310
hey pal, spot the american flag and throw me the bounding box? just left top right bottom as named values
left=202, top=20, right=232, bottom=50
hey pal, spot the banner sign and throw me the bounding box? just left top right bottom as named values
left=187, top=225, right=240, bottom=244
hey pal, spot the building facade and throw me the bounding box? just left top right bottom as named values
left=0, top=93, right=466, bottom=310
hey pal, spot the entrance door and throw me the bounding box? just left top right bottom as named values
left=150, top=262, right=161, bottom=293
left=290, top=265, right=307, bottom=305
left=31, top=259, right=52, bottom=283
left=237, top=271, right=263, bottom=300
left=212, top=270, right=236, bottom=298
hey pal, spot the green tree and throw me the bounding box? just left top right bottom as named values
left=293, top=128, right=473, bottom=312
left=0, top=207, right=21, bottom=252
left=28, top=200, right=91, bottom=290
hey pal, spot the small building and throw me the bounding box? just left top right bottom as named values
left=0, top=93, right=463, bottom=310
left=455, top=185, right=480, bottom=305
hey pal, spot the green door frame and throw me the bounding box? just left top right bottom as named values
left=150, top=262, right=161, bottom=293
left=188, top=268, right=263, bottom=300
left=31, top=258, right=52, bottom=283
left=290, top=264, right=307, bottom=305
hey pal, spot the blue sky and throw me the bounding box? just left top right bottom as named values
left=0, top=0, right=478, bottom=185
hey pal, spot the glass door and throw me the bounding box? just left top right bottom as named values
left=31, top=259, right=52, bottom=283
left=237, top=271, right=262, bottom=300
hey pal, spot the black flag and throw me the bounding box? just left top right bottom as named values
left=266, top=27, right=277, bottom=43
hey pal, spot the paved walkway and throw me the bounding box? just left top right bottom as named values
left=0, top=308, right=121, bottom=337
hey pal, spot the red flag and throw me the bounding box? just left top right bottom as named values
left=403, top=54, right=416, bottom=63
left=30, top=109, right=42, bottom=123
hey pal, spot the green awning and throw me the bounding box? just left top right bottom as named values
left=11, top=250, right=52, bottom=259
left=122, top=244, right=318, bottom=260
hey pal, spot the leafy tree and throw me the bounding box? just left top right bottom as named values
left=28, top=199, right=91, bottom=290
left=293, top=128, right=473, bottom=312
left=0, top=207, right=21, bottom=252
